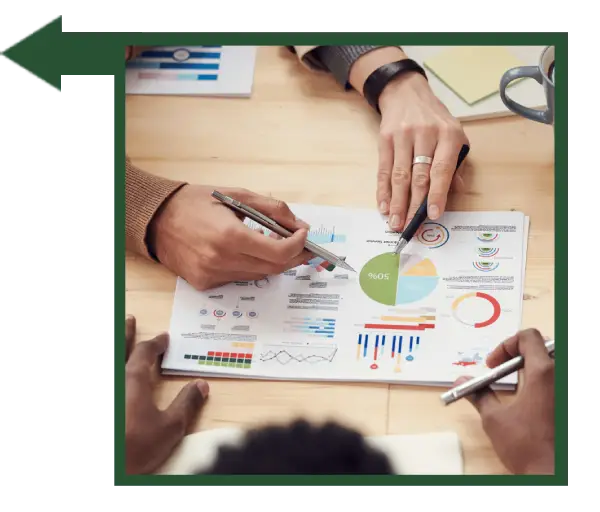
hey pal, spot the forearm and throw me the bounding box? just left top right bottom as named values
left=125, top=157, right=187, bottom=259
left=308, top=46, right=408, bottom=91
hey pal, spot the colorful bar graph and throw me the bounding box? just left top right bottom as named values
left=128, top=62, right=220, bottom=70
left=184, top=351, right=253, bottom=369
left=364, top=323, right=434, bottom=331
left=285, top=318, right=336, bottom=339
left=357, top=333, right=421, bottom=361
left=140, top=50, right=222, bottom=59
left=307, top=225, right=347, bottom=244
left=138, top=72, right=218, bottom=81
left=380, top=316, right=436, bottom=322
left=128, top=46, right=222, bottom=84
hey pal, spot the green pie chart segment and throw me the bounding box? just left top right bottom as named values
left=359, top=253, right=400, bottom=306
left=359, top=253, right=439, bottom=306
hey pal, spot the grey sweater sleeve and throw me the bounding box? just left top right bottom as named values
left=312, top=46, right=383, bottom=89
left=286, top=46, right=402, bottom=90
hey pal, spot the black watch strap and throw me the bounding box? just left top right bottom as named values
left=363, top=59, right=428, bottom=113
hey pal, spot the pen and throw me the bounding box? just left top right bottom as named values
left=393, top=144, right=470, bottom=255
left=211, top=190, right=356, bottom=272
left=440, top=339, right=555, bottom=405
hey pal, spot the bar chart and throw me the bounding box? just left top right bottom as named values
left=245, top=220, right=347, bottom=245
left=126, top=46, right=257, bottom=96
left=284, top=317, right=336, bottom=339
left=127, top=46, right=223, bottom=82
left=356, top=333, right=421, bottom=370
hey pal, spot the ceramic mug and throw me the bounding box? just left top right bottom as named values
left=499, top=46, right=554, bottom=125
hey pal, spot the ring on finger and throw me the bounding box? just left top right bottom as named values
left=412, top=155, right=433, bottom=166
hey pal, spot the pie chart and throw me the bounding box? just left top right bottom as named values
left=452, top=292, right=501, bottom=328
left=359, top=253, right=439, bottom=306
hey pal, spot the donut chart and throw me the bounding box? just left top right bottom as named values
left=452, top=292, right=500, bottom=328
left=477, top=232, right=498, bottom=242
left=416, top=222, right=450, bottom=249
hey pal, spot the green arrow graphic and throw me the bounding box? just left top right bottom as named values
left=0, top=16, right=106, bottom=93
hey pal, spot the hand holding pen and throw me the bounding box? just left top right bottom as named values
left=393, top=144, right=470, bottom=255
left=212, top=191, right=355, bottom=272
left=149, top=185, right=312, bottom=291
left=445, top=329, right=555, bottom=475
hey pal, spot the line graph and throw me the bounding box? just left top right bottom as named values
left=259, top=345, right=338, bottom=365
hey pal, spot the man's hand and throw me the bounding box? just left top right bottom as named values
left=125, top=316, right=209, bottom=474
left=455, top=329, right=555, bottom=474
left=377, top=73, right=469, bottom=231
left=148, top=185, right=311, bottom=291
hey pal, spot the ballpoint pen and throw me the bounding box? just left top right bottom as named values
left=393, top=144, right=471, bottom=255
left=439, top=339, right=555, bottom=405
left=211, top=190, right=356, bottom=272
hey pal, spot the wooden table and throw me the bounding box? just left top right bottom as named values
left=125, top=46, right=554, bottom=474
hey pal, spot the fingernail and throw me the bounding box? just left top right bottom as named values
left=379, top=201, right=388, bottom=214
left=196, top=380, right=210, bottom=399
left=126, top=314, right=134, bottom=321
left=429, top=205, right=440, bottom=219
left=389, top=214, right=401, bottom=229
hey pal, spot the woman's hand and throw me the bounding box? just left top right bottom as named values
left=377, top=72, right=469, bottom=231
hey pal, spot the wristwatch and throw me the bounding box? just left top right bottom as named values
left=363, top=59, right=428, bottom=113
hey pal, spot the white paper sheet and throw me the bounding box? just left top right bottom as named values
left=163, top=206, right=527, bottom=388
left=126, top=46, right=256, bottom=97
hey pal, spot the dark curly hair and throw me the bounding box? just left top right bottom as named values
left=201, top=419, right=393, bottom=474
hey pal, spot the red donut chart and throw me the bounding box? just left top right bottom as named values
left=452, top=292, right=501, bottom=328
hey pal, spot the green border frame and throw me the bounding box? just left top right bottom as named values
left=2, top=18, right=568, bottom=485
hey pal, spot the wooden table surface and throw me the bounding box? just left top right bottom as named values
left=125, top=46, right=555, bottom=474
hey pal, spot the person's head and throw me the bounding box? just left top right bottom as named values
left=200, top=419, right=393, bottom=474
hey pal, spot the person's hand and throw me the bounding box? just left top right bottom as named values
left=377, top=72, right=469, bottom=231
left=148, top=185, right=311, bottom=291
left=125, top=316, right=209, bottom=474
left=455, top=329, right=555, bottom=474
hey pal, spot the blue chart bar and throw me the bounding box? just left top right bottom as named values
left=307, top=225, right=347, bottom=245
left=392, top=336, right=396, bottom=356
left=287, top=318, right=336, bottom=339
left=364, top=335, right=369, bottom=358
left=140, top=50, right=222, bottom=59
left=416, top=336, right=420, bottom=347
left=398, top=335, right=403, bottom=354
left=128, top=62, right=220, bottom=70
left=381, top=335, right=385, bottom=356
left=409, top=336, right=414, bottom=352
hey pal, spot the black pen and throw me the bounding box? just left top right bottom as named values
left=393, top=144, right=470, bottom=255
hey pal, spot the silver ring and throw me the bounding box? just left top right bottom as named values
left=413, top=156, right=433, bottom=166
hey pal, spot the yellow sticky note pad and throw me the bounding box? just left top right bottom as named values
left=424, top=47, right=524, bottom=105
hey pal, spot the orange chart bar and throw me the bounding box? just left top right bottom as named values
left=364, top=323, right=434, bottom=331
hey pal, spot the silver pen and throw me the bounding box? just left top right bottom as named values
left=211, top=190, right=356, bottom=272
left=440, top=339, right=555, bottom=405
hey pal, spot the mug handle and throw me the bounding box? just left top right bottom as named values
left=499, top=66, right=552, bottom=125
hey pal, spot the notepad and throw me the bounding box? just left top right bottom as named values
left=424, top=46, right=525, bottom=105
left=156, top=428, right=464, bottom=475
